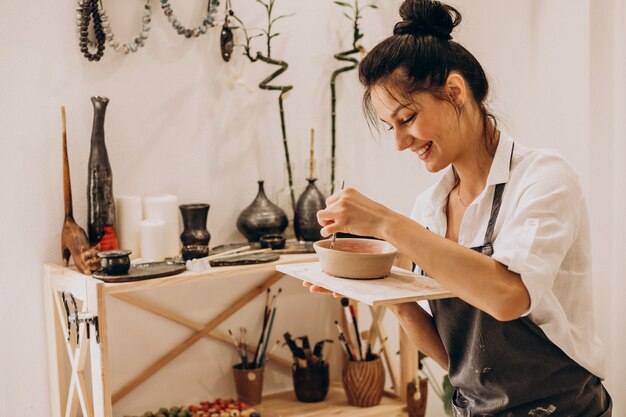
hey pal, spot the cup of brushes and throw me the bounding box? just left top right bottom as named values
left=337, top=298, right=385, bottom=407
left=284, top=332, right=332, bottom=403
left=230, top=288, right=282, bottom=406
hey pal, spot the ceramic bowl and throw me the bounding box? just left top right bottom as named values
left=259, top=233, right=286, bottom=250
left=313, top=238, right=398, bottom=279
left=97, top=249, right=132, bottom=275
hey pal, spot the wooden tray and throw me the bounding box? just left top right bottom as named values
left=277, top=262, right=453, bottom=306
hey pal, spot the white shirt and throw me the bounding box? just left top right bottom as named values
left=410, top=132, right=606, bottom=379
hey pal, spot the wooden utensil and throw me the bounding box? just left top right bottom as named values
left=60, top=106, right=101, bottom=274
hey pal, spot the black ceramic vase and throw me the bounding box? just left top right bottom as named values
left=237, top=181, right=288, bottom=242
left=179, top=203, right=211, bottom=246
left=87, top=96, right=118, bottom=250
left=294, top=178, right=326, bottom=242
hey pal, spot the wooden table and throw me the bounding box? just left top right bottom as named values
left=43, top=254, right=420, bottom=417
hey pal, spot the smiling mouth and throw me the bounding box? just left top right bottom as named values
left=416, top=141, right=432, bottom=156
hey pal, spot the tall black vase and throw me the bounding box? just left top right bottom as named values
left=237, top=181, right=288, bottom=242
left=294, top=178, right=326, bottom=242
left=179, top=203, right=211, bottom=246
left=87, top=96, right=118, bottom=250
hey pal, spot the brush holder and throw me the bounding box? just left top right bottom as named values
left=232, top=364, right=264, bottom=405
left=292, top=362, right=329, bottom=403
left=342, top=355, right=385, bottom=407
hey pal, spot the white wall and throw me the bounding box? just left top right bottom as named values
left=0, top=0, right=623, bottom=416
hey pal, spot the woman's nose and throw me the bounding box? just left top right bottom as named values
left=394, top=131, right=413, bottom=152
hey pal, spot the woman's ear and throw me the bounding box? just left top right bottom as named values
left=445, top=72, right=467, bottom=109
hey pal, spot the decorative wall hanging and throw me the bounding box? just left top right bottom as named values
left=60, top=107, right=101, bottom=275
left=87, top=96, right=119, bottom=250
left=237, top=180, right=288, bottom=242
left=220, top=0, right=234, bottom=61
left=294, top=129, right=326, bottom=242
left=98, top=0, right=152, bottom=54
left=160, top=0, right=220, bottom=38
left=232, top=0, right=297, bottom=217
left=329, top=0, right=377, bottom=193
left=77, top=0, right=106, bottom=61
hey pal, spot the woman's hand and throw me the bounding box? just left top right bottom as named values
left=302, top=281, right=345, bottom=298
left=316, top=187, right=396, bottom=239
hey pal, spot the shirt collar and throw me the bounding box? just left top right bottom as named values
left=423, top=132, right=514, bottom=217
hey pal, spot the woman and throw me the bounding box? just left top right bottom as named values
left=306, top=0, right=612, bottom=415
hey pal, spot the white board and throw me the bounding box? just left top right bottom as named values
left=276, top=262, right=453, bottom=306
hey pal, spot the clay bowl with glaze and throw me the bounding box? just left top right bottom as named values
left=313, top=238, right=398, bottom=279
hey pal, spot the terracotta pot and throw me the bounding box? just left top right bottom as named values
left=313, top=238, right=398, bottom=279
left=342, top=356, right=385, bottom=407
left=292, top=363, right=329, bottom=403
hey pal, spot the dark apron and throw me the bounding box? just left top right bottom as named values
left=423, top=144, right=612, bottom=416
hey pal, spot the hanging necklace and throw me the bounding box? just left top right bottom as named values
left=97, top=0, right=152, bottom=55
left=77, top=0, right=106, bottom=61
left=456, top=185, right=469, bottom=208
left=160, top=0, right=220, bottom=38
left=220, top=0, right=234, bottom=62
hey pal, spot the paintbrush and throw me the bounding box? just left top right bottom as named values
left=252, top=288, right=272, bottom=367
left=346, top=300, right=363, bottom=360
left=330, top=180, right=345, bottom=250
left=334, top=320, right=355, bottom=361
left=258, top=306, right=277, bottom=368
left=228, top=329, right=247, bottom=368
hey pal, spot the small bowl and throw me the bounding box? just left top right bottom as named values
left=259, top=233, right=286, bottom=250
left=97, top=249, right=132, bottom=275
left=313, top=238, right=397, bottom=279
left=181, top=245, right=209, bottom=261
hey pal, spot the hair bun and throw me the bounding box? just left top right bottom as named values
left=393, top=0, right=460, bottom=41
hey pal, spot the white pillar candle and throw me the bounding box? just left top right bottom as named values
left=140, top=219, right=166, bottom=262
left=115, top=195, right=142, bottom=259
left=143, top=194, right=180, bottom=258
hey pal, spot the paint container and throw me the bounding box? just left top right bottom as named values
left=232, top=364, right=264, bottom=405
left=342, top=355, right=384, bottom=407
left=292, top=362, right=329, bottom=402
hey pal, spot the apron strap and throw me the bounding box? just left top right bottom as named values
left=481, top=142, right=515, bottom=252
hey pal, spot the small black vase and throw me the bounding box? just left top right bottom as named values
left=237, top=181, right=288, bottom=242
left=294, top=178, right=326, bottom=242
left=87, top=96, right=118, bottom=250
left=179, top=203, right=211, bottom=246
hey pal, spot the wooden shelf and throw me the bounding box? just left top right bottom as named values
left=43, top=254, right=416, bottom=417
left=258, top=383, right=405, bottom=417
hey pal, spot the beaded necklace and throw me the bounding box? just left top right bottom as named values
left=98, top=0, right=152, bottom=55
left=160, top=0, right=220, bottom=38
left=77, top=0, right=106, bottom=61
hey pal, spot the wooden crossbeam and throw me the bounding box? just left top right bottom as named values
left=112, top=271, right=285, bottom=404
left=112, top=292, right=291, bottom=370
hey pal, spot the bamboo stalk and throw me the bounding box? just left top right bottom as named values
left=309, top=128, right=315, bottom=179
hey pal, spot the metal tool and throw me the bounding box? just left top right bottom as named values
left=61, top=291, right=100, bottom=346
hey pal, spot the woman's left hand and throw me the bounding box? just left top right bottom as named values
left=316, top=187, right=395, bottom=239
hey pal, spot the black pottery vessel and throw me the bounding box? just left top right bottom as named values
left=237, top=181, right=288, bottom=242
left=294, top=178, right=326, bottom=242
left=179, top=203, right=211, bottom=246
left=87, top=96, right=118, bottom=250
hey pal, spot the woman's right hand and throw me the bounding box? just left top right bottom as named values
left=302, top=281, right=345, bottom=298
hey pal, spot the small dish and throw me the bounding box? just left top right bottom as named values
left=259, top=233, right=286, bottom=250
left=313, top=238, right=397, bottom=279
left=97, top=249, right=132, bottom=275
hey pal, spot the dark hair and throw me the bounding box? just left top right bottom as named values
left=358, top=0, right=497, bottom=153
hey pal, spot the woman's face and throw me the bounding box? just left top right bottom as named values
left=370, top=83, right=465, bottom=173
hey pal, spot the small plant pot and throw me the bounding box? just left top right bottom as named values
left=97, top=250, right=132, bottom=275
left=342, top=355, right=385, bottom=407
left=232, top=364, right=264, bottom=406
left=292, top=363, right=330, bottom=403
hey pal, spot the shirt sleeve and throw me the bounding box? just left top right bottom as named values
left=492, top=153, right=582, bottom=316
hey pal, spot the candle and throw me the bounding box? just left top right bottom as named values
left=140, top=219, right=166, bottom=261
left=143, top=194, right=179, bottom=258
left=115, top=195, right=142, bottom=259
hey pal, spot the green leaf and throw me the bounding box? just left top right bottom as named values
left=367, top=3, right=378, bottom=8
left=343, top=12, right=352, bottom=20
left=271, top=13, right=294, bottom=25
left=334, top=1, right=352, bottom=8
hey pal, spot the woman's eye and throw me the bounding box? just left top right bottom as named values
left=401, top=114, right=416, bottom=125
